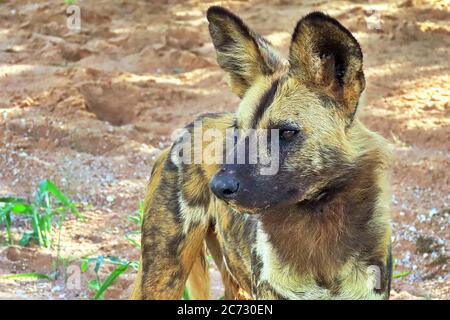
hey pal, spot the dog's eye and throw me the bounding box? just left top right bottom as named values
left=279, top=129, right=299, bottom=141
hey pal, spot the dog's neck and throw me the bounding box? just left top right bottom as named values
left=259, top=159, right=386, bottom=286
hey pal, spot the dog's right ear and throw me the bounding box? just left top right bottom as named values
left=289, top=12, right=365, bottom=120
left=207, top=6, right=284, bottom=98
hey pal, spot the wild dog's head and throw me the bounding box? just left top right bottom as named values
left=207, top=7, right=366, bottom=212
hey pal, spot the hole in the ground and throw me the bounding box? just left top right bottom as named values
left=80, top=83, right=140, bottom=126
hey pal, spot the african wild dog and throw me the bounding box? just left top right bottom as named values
left=131, top=6, right=392, bottom=300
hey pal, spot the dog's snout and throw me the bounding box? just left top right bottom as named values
left=210, top=175, right=240, bottom=200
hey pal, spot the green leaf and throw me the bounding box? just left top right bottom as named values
left=129, top=261, right=140, bottom=271
left=124, top=231, right=141, bottom=249
left=182, top=287, right=190, bottom=300
left=88, top=279, right=101, bottom=291
left=0, top=273, right=53, bottom=280
left=30, top=206, right=42, bottom=245
left=93, top=256, right=104, bottom=273
left=81, top=260, right=88, bottom=273
left=19, top=232, right=34, bottom=247
left=393, top=271, right=411, bottom=279
left=38, top=179, right=83, bottom=219
left=11, top=203, right=33, bottom=214
left=128, top=216, right=139, bottom=224
left=106, top=256, right=122, bottom=264
left=0, top=197, right=26, bottom=204
left=138, top=201, right=144, bottom=227
left=93, top=263, right=130, bottom=300
left=0, top=206, right=13, bottom=245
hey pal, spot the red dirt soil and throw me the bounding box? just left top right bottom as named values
left=0, top=0, right=448, bottom=299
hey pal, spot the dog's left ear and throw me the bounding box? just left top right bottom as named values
left=289, top=12, right=365, bottom=119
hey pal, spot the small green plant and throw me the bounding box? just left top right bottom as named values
left=82, top=202, right=143, bottom=300
left=81, top=202, right=193, bottom=300
left=182, top=287, right=191, bottom=300
left=124, top=201, right=144, bottom=249
left=82, top=255, right=138, bottom=300
left=393, top=270, right=411, bottom=279
left=391, top=256, right=411, bottom=279
left=0, top=273, right=53, bottom=281
left=0, top=196, right=24, bottom=245
left=0, top=179, right=82, bottom=248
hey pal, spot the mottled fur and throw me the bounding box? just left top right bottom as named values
left=131, top=7, right=392, bottom=300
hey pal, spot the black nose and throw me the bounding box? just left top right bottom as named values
left=210, top=175, right=240, bottom=200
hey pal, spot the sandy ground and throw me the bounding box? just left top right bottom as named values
left=0, top=0, right=448, bottom=300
